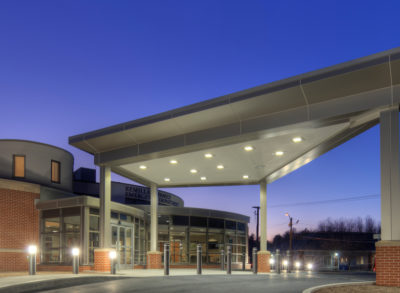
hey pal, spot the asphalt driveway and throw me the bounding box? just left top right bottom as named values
left=42, top=272, right=375, bottom=293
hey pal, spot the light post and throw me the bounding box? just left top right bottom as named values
left=285, top=212, right=299, bottom=273
left=109, top=250, right=117, bottom=274
left=72, top=248, right=79, bottom=274
left=252, top=206, right=260, bottom=250
left=27, top=245, right=37, bottom=275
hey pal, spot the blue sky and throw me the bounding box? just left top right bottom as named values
left=1, top=0, right=399, bottom=238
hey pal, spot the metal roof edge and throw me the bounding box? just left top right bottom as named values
left=69, top=46, right=400, bottom=145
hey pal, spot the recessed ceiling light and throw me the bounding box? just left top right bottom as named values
left=164, top=178, right=170, bottom=182
left=243, top=175, right=249, bottom=179
left=190, top=169, right=198, bottom=174
left=204, top=153, right=213, bottom=158
left=170, top=159, right=178, bottom=164
left=200, top=176, right=207, bottom=181
left=139, top=165, right=147, bottom=170
left=275, top=151, right=284, bottom=156
left=217, top=164, right=224, bottom=169
left=244, top=145, right=254, bottom=152
left=292, top=137, right=303, bottom=143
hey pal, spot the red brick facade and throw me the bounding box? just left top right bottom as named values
left=147, top=251, right=162, bottom=269
left=94, top=249, right=113, bottom=272
left=257, top=251, right=270, bottom=273
left=0, top=180, right=40, bottom=272
left=376, top=241, right=400, bottom=287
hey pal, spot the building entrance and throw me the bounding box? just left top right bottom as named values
left=111, top=225, right=133, bottom=269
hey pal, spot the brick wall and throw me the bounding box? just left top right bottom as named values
left=147, top=251, right=162, bottom=269
left=376, top=241, right=400, bottom=287
left=0, top=181, right=40, bottom=272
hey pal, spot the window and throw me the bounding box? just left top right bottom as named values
left=13, top=155, right=25, bottom=178
left=51, top=160, right=60, bottom=183
left=172, top=215, right=189, bottom=226
left=190, top=216, right=207, bottom=227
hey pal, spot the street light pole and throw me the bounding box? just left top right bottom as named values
left=285, top=213, right=299, bottom=273
left=252, top=206, right=260, bottom=250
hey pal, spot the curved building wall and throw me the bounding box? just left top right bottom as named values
left=0, top=140, right=74, bottom=192
left=73, top=168, right=184, bottom=207
left=136, top=205, right=249, bottom=265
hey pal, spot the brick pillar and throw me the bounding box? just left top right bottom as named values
left=147, top=251, right=162, bottom=269
left=94, top=248, right=112, bottom=272
left=376, top=241, right=400, bottom=287
left=257, top=251, right=270, bottom=273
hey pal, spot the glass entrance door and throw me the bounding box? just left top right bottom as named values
left=111, top=225, right=133, bottom=269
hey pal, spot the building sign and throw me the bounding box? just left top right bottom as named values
left=125, top=186, right=180, bottom=206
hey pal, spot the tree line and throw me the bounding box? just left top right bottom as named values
left=248, top=216, right=380, bottom=256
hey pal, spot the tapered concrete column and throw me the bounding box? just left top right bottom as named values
left=260, top=180, right=267, bottom=251
left=376, top=108, right=400, bottom=286
left=99, top=166, right=111, bottom=248
left=258, top=180, right=270, bottom=273
left=150, top=183, right=158, bottom=251
left=380, top=108, right=400, bottom=241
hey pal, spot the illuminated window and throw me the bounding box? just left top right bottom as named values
left=51, top=160, right=61, bottom=183
left=13, top=155, right=25, bottom=178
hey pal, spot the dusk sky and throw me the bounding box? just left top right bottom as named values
left=1, top=1, right=399, bottom=239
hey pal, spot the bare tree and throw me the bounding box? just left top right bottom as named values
left=364, top=215, right=377, bottom=233
left=316, top=216, right=380, bottom=233
left=355, top=217, right=364, bottom=232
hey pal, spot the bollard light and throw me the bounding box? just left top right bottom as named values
left=109, top=250, right=117, bottom=275
left=295, top=261, right=301, bottom=269
left=72, top=248, right=80, bottom=256
left=27, top=245, right=37, bottom=275
left=72, top=247, right=80, bottom=274
left=164, top=243, right=170, bottom=276
left=269, top=258, right=275, bottom=265
left=109, top=250, right=117, bottom=259
left=307, top=263, right=313, bottom=270
left=28, top=245, right=37, bottom=255
left=196, top=244, right=202, bottom=275
left=283, top=260, right=288, bottom=267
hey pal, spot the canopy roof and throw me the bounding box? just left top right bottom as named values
left=70, top=47, right=400, bottom=187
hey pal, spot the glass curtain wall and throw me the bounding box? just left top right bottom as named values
left=89, top=208, right=100, bottom=263
left=158, top=215, right=247, bottom=265
left=41, top=207, right=146, bottom=266
left=40, top=207, right=81, bottom=264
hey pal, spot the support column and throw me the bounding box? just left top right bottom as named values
left=258, top=180, right=270, bottom=273
left=94, top=166, right=112, bottom=272
left=147, top=183, right=161, bottom=269
left=376, top=108, right=400, bottom=287
left=81, top=206, right=89, bottom=265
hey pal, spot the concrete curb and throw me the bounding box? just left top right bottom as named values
left=0, top=275, right=130, bottom=293
left=302, top=281, right=375, bottom=293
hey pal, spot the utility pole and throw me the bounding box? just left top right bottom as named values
left=285, top=212, right=299, bottom=272
left=252, top=206, right=260, bottom=250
